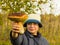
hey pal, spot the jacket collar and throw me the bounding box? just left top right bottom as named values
left=25, top=30, right=41, bottom=38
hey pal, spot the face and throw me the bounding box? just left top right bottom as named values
left=26, top=23, right=39, bottom=35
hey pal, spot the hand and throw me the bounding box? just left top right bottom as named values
left=11, top=21, right=24, bottom=38
left=12, top=22, right=21, bottom=33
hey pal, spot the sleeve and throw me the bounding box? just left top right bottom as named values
left=10, top=31, right=23, bottom=45
left=40, top=37, right=49, bottom=45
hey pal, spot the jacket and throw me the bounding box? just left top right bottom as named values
left=10, top=30, right=49, bottom=45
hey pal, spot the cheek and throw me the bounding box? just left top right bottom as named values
left=35, top=26, right=39, bottom=30
left=27, top=26, right=39, bottom=31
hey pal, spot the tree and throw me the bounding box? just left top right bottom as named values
left=0, top=0, right=48, bottom=14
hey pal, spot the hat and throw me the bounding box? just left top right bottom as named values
left=23, top=14, right=42, bottom=27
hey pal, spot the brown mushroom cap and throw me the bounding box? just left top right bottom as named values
left=8, top=12, right=28, bottom=22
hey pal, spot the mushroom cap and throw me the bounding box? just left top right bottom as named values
left=8, top=12, right=28, bottom=22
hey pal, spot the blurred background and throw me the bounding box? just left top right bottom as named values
left=0, top=0, right=60, bottom=45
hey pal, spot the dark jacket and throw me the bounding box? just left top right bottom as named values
left=10, top=30, right=49, bottom=45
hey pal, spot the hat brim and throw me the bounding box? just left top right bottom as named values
left=23, top=19, right=42, bottom=27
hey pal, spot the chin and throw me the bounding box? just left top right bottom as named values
left=29, top=30, right=35, bottom=34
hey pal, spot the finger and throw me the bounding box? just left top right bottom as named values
left=12, top=27, right=20, bottom=30
left=12, top=30, right=20, bottom=33
left=12, top=25, right=20, bottom=28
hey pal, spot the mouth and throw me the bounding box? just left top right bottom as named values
left=29, top=28, right=35, bottom=31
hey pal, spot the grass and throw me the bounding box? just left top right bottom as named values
left=50, top=43, right=60, bottom=45
left=0, top=40, right=60, bottom=45
left=0, top=40, right=11, bottom=45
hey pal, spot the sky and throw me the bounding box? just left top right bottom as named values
left=38, top=0, right=60, bottom=16
left=51, top=0, right=60, bottom=16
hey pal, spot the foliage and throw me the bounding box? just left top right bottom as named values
left=0, top=14, right=3, bottom=25
left=40, top=14, right=60, bottom=45
left=0, top=0, right=49, bottom=14
left=0, top=0, right=37, bottom=14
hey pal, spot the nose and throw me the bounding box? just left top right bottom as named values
left=30, top=24, right=34, bottom=27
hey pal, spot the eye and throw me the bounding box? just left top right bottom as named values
left=34, top=23, right=38, bottom=26
left=33, top=23, right=37, bottom=24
